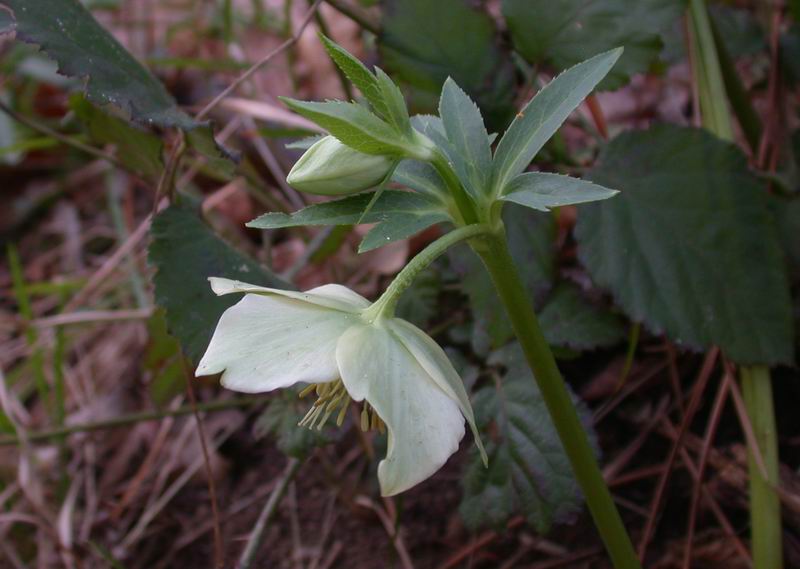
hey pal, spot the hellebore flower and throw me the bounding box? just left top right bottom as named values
left=196, top=277, right=486, bottom=496
left=286, top=135, right=394, bottom=196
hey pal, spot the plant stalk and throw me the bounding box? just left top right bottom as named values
left=742, top=366, right=783, bottom=569
left=688, top=2, right=784, bottom=567
left=474, top=233, right=641, bottom=569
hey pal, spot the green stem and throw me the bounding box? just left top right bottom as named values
left=430, top=151, right=480, bottom=225
left=741, top=366, right=783, bottom=569
left=365, top=223, right=492, bottom=321
left=688, top=3, right=783, bottom=567
left=474, top=233, right=641, bottom=569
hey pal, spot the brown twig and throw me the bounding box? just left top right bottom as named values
left=683, top=369, right=732, bottom=569
left=637, top=346, right=719, bottom=560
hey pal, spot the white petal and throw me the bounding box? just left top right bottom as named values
left=208, top=277, right=370, bottom=312
left=196, top=293, right=358, bottom=392
left=387, top=318, right=487, bottom=465
left=336, top=322, right=465, bottom=496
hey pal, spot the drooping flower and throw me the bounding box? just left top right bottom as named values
left=196, top=277, right=486, bottom=496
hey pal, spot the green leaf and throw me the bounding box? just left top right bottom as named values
left=460, top=343, right=595, bottom=533
left=319, top=33, right=385, bottom=115
left=149, top=204, right=289, bottom=364
left=254, top=390, right=328, bottom=459
left=1, top=0, right=193, bottom=130
left=539, top=284, right=626, bottom=350
left=501, top=172, right=619, bottom=212
left=576, top=125, right=795, bottom=365
left=392, top=159, right=447, bottom=198
left=374, top=67, right=411, bottom=135
left=439, top=78, right=492, bottom=200
left=502, top=0, right=685, bottom=89
left=492, top=49, right=623, bottom=195
left=280, top=98, right=407, bottom=155
left=450, top=204, right=555, bottom=354
left=358, top=210, right=448, bottom=253
left=378, top=0, right=515, bottom=129
left=770, top=196, right=800, bottom=283
left=71, top=95, right=163, bottom=178
left=247, top=190, right=448, bottom=229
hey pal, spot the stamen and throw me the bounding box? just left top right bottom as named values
left=297, top=381, right=386, bottom=434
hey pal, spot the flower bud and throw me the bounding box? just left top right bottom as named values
left=286, top=136, right=394, bottom=195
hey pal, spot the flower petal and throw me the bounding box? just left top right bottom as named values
left=208, top=277, right=370, bottom=312
left=387, top=318, right=487, bottom=465
left=196, top=293, right=357, bottom=392
left=337, top=322, right=465, bottom=496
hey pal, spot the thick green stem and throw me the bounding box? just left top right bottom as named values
left=365, top=223, right=492, bottom=321
left=474, top=233, right=641, bottom=569
left=742, top=366, right=783, bottom=569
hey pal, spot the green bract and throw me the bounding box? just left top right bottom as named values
left=196, top=277, right=486, bottom=496
left=286, top=136, right=394, bottom=195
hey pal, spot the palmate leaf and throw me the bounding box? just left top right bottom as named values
left=460, top=343, right=595, bottom=533
left=491, top=48, right=623, bottom=195
left=149, top=204, right=288, bottom=364
left=247, top=190, right=452, bottom=253
left=439, top=78, right=492, bottom=200
left=501, top=172, right=619, bottom=212
left=576, top=125, right=794, bottom=365
left=503, top=0, right=686, bottom=89
left=538, top=284, right=626, bottom=350
left=280, top=98, right=408, bottom=156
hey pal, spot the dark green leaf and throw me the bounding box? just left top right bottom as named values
left=576, top=125, right=794, bottom=365
left=450, top=204, right=555, bottom=354
left=71, top=96, right=163, bottom=178
left=280, top=98, right=407, bottom=155
left=501, top=172, right=619, bottom=212
left=503, top=0, right=685, bottom=89
left=492, top=49, right=622, bottom=194
left=149, top=204, right=289, bottom=364
left=770, top=196, right=800, bottom=283
left=539, top=284, right=626, bottom=350
left=1, top=0, right=194, bottom=129
left=439, top=78, right=492, bottom=199
left=711, top=5, right=766, bottom=58
left=460, top=343, right=594, bottom=533
left=358, top=210, right=448, bottom=253
left=254, top=390, right=328, bottom=459
left=378, top=0, right=515, bottom=129
left=247, top=190, right=449, bottom=229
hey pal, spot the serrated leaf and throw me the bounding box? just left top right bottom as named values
left=71, top=95, right=163, bottom=178
left=254, top=390, right=328, bottom=459
left=439, top=78, right=492, bottom=200
left=378, top=0, right=515, bottom=130
left=374, top=67, right=411, bottom=135
left=460, top=343, right=594, bottom=533
left=247, top=190, right=449, bottom=229
left=358, top=210, right=448, bottom=253
left=1, top=0, right=193, bottom=129
left=770, top=195, right=800, bottom=283
left=319, top=33, right=386, bottom=115
left=492, top=48, right=622, bottom=195
left=576, top=125, right=794, bottom=365
left=539, top=284, right=626, bottom=350
left=501, top=172, right=619, bottom=212
left=503, top=0, right=685, bottom=89
left=280, top=98, right=407, bottom=155
left=450, top=204, right=555, bottom=354
left=149, top=204, right=289, bottom=364
left=392, top=159, right=447, bottom=198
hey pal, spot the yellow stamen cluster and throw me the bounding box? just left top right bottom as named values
left=298, top=380, right=351, bottom=430
left=298, top=380, right=385, bottom=433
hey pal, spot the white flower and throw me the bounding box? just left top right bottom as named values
left=196, top=277, right=486, bottom=496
